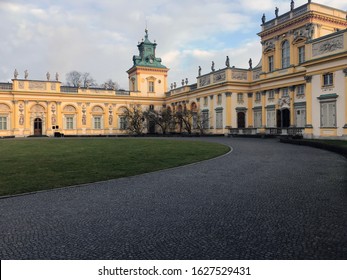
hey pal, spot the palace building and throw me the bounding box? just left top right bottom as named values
left=0, top=1, right=347, bottom=139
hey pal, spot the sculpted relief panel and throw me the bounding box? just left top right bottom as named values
left=199, top=76, right=211, bottom=87
left=29, top=81, right=47, bottom=91
left=312, top=35, right=343, bottom=57
left=232, top=71, right=247, bottom=81
left=213, top=71, right=226, bottom=83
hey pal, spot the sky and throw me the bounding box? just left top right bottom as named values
left=0, top=0, right=346, bottom=90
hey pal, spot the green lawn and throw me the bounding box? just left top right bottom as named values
left=0, top=138, right=229, bottom=196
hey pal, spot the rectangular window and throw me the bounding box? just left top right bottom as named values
left=254, top=111, right=262, bottom=128
left=119, top=116, right=127, bottom=130
left=237, top=93, right=244, bottom=102
left=94, top=116, right=102, bottom=129
left=217, top=94, right=222, bottom=105
left=203, top=97, right=208, bottom=106
left=266, top=110, right=276, bottom=128
left=268, top=56, right=274, bottom=72
left=0, top=116, right=7, bottom=130
left=320, top=102, right=336, bottom=127
left=255, top=92, right=261, bottom=101
left=216, top=110, right=223, bottom=129
left=297, top=85, right=305, bottom=95
left=148, top=81, right=155, bottom=92
left=202, top=111, right=209, bottom=129
left=268, top=90, right=275, bottom=99
left=282, top=88, right=289, bottom=97
left=298, top=46, right=305, bottom=64
left=323, top=73, right=333, bottom=86
left=295, top=108, right=306, bottom=127
left=66, top=116, right=74, bottom=130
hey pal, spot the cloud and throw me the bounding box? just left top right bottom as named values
left=0, top=0, right=346, bottom=88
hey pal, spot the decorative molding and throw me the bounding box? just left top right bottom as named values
left=29, top=81, right=46, bottom=91
left=312, top=35, right=343, bottom=57
left=304, top=75, right=312, bottom=83
left=213, top=71, right=226, bottom=83
left=232, top=71, right=247, bottom=81
left=225, top=92, right=232, bottom=97
left=199, top=76, right=211, bottom=87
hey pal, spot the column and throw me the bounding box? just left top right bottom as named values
left=209, top=95, right=214, bottom=130
left=304, top=76, right=313, bottom=138
left=24, top=101, right=30, bottom=135
left=343, top=69, right=347, bottom=136
left=261, top=91, right=267, bottom=129
left=247, top=93, right=253, bottom=127
left=225, top=92, right=232, bottom=128
left=12, top=100, right=18, bottom=135
left=289, top=86, right=295, bottom=127
left=56, top=102, right=62, bottom=131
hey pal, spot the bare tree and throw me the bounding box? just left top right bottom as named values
left=103, top=79, right=120, bottom=90
left=122, top=105, right=146, bottom=135
left=174, top=108, right=193, bottom=134
left=143, top=107, right=174, bottom=135
left=65, top=71, right=96, bottom=87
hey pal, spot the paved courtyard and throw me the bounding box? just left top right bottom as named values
left=0, top=137, right=346, bottom=259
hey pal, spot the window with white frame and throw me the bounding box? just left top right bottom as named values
left=216, top=109, right=223, bottom=129
left=148, top=81, right=155, bottom=92
left=282, top=41, right=290, bottom=68
left=297, top=85, right=305, bottom=96
left=203, top=97, right=208, bottom=106
left=282, top=88, right=289, bottom=97
left=268, top=90, right=275, bottom=99
left=119, top=116, right=127, bottom=130
left=255, top=92, right=261, bottom=101
left=254, top=110, right=262, bottom=128
left=202, top=111, right=209, bottom=129
left=217, top=94, right=222, bottom=105
left=268, top=56, right=274, bottom=72
left=298, top=46, right=305, bottom=64
left=266, top=110, right=276, bottom=128
left=65, top=115, right=75, bottom=130
left=295, top=108, right=306, bottom=127
left=0, top=116, right=8, bottom=130
left=93, top=116, right=102, bottom=129
left=323, top=73, right=333, bottom=87
left=237, top=93, right=244, bottom=103
left=320, top=102, right=336, bottom=127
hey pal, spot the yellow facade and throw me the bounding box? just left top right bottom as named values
left=0, top=1, right=347, bottom=139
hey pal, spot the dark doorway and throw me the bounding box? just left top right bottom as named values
left=34, top=118, right=43, bottom=136
left=148, top=121, right=156, bottom=134
left=277, top=109, right=290, bottom=128
left=237, top=112, right=246, bottom=128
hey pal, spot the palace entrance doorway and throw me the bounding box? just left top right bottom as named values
left=34, top=118, right=43, bottom=136
left=277, top=109, right=290, bottom=128
left=237, top=112, right=246, bottom=128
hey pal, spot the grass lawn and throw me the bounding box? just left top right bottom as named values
left=0, top=138, right=229, bottom=196
left=308, top=139, right=347, bottom=148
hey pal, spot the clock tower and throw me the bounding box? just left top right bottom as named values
left=127, top=29, right=169, bottom=97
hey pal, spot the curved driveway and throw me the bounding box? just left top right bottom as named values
left=0, top=137, right=346, bottom=259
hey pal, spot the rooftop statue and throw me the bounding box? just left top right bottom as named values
left=262, top=14, right=266, bottom=24
left=226, top=56, right=230, bottom=67
left=14, top=69, right=18, bottom=79
left=275, top=7, right=279, bottom=18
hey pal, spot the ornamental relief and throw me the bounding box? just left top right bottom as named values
left=31, top=104, right=45, bottom=113
left=199, top=76, right=211, bottom=87
left=312, top=35, right=343, bottom=57
left=278, top=97, right=290, bottom=109
left=18, top=81, right=25, bottom=89
left=232, top=71, right=247, bottom=81
left=253, top=70, right=261, bottom=80
left=213, top=71, right=226, bottom=83
left=29, top=81, right=46, bottom=91
left=63, top=105, right=76, bottom=112
left=0, top=103, right=11, bottom=111
left=92, top=106, right=104, bottom=113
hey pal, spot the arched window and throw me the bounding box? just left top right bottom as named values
left=282, top=41, right=290, bottom=68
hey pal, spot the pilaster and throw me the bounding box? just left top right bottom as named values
left=225, top=92, right=232, bottom=128
left=261, top=91, right=266, bottom=128
left=247, top=93, right=253, bottom=127
left=289, top=86, right=295, bottom=126
left=304, top=76, right=313, bottom=137
left=343, top=69, right=347, bottom=136
left=209, top=95, right=214, bottom=130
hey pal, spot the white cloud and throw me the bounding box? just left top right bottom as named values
left=0, top=0, right=346, bottom=88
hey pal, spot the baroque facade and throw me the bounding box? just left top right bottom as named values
left=0, top=1, right=347, bottom=139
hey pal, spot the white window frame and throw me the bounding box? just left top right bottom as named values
left=297, top=85, right=305, bottom=96
left=323, top=73, right=333, bottom=87
left=268, top=55, right=274, bottom=72
left=119, top=115, right=128, bottom=130
left=148, top=81, right=155, bottom=92
left=0, top=116, right=8, bottom=130
left=216, top=110, right=223, bottom=129
left=254, top=110, right=262, bottom=128
left=295, top=108, right=306, bottom=128
left=298, top=46, right=305, bottom=64
left=266, top=110, right=276, bottom=128
left=202, top=111, right=209, bottom=129
left=64, top=115, right=75, bottom=130
left=282, top=41, right=290, bottom=68
left=93, top=115, right=103, bottom=129
left=320, top=102, right=336, bottom=128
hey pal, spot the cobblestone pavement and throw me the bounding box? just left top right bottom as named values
left=0, top=138, right=346, bottom=260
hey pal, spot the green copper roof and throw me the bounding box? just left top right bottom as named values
left=132, top=29, right=167, bottom=69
